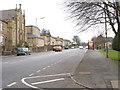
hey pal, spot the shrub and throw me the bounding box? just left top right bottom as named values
left=112, top=35, right=120, bottom=51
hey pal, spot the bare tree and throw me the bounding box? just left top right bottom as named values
left=64, top=0, right=120, bottom=50
left=72, top=35, right=81, bottom=45
left=65, top=1, right=119, bottom=34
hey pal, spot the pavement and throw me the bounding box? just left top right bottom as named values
left=71, top=50, right=119, bottom=90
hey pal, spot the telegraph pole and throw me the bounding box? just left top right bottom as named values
left=104, top=4, right=108, bottom=58
left=35, top=17, right=45, bottom=27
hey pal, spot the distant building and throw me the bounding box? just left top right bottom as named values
left=41, top=29, right=52, bottom=51
left=26, top=25, right=44, bottom=52
left=105, top=37, right=113, bottom=49
left=50, top=36, right=57, bottom=46
left=63, top=39, right=72, bottom=48
left=56, top=37, right=63, bottom=46
left=92, top=35, right=113, bottom=49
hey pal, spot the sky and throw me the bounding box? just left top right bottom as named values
left=0, top=0, right=115, bottom=43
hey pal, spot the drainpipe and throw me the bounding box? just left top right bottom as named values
left=23, top=10, right=25, bottom=44
left=15, top=5, right=18, bottom=46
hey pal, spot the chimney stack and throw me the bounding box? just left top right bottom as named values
left=19, top=4, right=21, bottom=9
left=16, top=4, right=17, bottom=10
left=23, top=10, right=25, bottom=17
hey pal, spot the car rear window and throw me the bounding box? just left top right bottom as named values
left=53, top=46, right=61, bottom=48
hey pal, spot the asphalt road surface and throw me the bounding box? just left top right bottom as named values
left=2, top=48, right=87, bottom=89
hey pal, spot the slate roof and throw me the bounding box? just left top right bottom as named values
left=0, top=9, right=16, bottom=20
left=27, top=33, right=43, bottom=39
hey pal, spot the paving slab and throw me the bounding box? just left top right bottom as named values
left=111, top=80, right=119, bottom=89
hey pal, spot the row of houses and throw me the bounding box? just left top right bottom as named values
left=91, top=35, right=113, bottom=49
left=0, top=4, right=72, bottom=55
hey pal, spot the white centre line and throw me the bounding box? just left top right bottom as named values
left=36, top=70, right=41, bottom=73
left=43, top=68, right=46, bottom=70
left=7, top=82, right=17, bottom=87
left=31, top=78, right=65, bottom=85
left=47, top=66, right=50, bottom=68
left=29, top=74, right=34, bottom=76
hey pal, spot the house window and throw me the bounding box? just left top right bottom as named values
left=0, top=36, right=3, bottom=43
left=0, top=23, right=3, bottom=43
left=0, top=23, right=2, bottom=31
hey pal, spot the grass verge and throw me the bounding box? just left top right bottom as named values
left=99, top=49, right=120, bottom=65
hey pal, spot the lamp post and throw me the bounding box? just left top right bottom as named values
left=35, top=17, right=45, bottom=52
left=104, top=4, right=108, bottom=58
left=35, top=17, right=45, bottom=27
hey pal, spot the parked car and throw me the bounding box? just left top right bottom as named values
left=53, top=46, right=62, bottom=51
left=79, top=46, right=84, bottom=49
left=16, top=48, right=31, bottom=56
left=64, top=46, right=69, bottom=49
left=71, top=46, right=75, bottom=49
left=85, top=46, right=88, bottom=49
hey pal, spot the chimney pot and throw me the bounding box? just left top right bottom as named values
left=19, top=4, right=21, bottom=9
left=16, top=4, right=17, bottom=10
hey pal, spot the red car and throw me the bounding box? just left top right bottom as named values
left=53, top=46, right=62, bottom=51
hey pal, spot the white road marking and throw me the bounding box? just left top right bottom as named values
left=43, top=68, right=46, bottom=70
left=23, top=73, right=70, bottom=79
left=29, top=74, right=34, bottom=76
left=31, top=78, right=65, bottom=85
left=21, top=78, right=38, bottom=89
left=22, top=73, right=70, bottom=88
left=7, top=82, right=17, bottom=87
left=47, top=66, right=50, bottom=68
left=36, top=70, right=41, bottom=73
left=85, top=49, right=88, bottom=53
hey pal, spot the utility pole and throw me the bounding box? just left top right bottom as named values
left=35, top=17, right=45, bottom=27
left=117, top=2, right=120, bottom=60
left=104, top=4, right=108, bottom=58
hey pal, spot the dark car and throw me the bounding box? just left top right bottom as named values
left=64, top=46, right=69, bottom=49
left=53, top=46, right=62, bottom=51
left=16, top=48, right=31, bottom=56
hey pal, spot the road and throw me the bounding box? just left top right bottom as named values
left=2, top=48, right=87, bottom=89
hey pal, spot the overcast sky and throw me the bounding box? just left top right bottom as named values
left=0, top=0, right=115, bottom=42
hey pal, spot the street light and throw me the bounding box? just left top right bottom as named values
left=35, top=17, right=45, bottom=27
left=104, top=4, right=108, bottom=58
